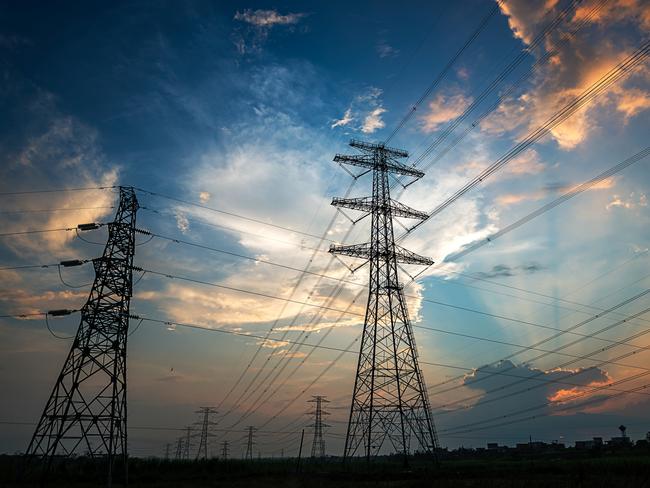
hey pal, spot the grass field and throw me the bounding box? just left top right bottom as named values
left=2, top=452, right=650, bottom=487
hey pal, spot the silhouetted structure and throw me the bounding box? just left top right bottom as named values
left=308, top=396, right=330, bottom=458
left=221, top=440, right=230, bottom=460
left=25, top=187, right=139, bottom=484
left=245, top=426, right=255, bottom=461
left=195, top=407, right=218, bottom=460
left=329, top=140, right=438, bottom=460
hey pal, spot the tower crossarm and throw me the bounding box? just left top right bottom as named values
left=332, top=196, right=429, bottom=220
left=333, top=154, right=425, bottom=178
left=329, top=243, right=433, bottom=266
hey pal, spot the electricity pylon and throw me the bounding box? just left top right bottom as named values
left=175, top=438, right=184, bottom=460
left=194, top=407, right=218, bottom=460
left=25, top=187, right=139, bottom=483
left=183, top=426, right=192, bottom=460
left=244, top=426, right=255, bottom=461
left=220, top=440, right=230, bottom=460
left=308, top=396, right=329, bottom=458
left=329, top=140, right=439, bottom=461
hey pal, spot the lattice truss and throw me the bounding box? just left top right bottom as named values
left=329, top=140, right=439, bottom=459
left=26, top=187, right=138, bottom=476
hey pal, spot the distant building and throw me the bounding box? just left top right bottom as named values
left=575, top=437, right=603, bottom=449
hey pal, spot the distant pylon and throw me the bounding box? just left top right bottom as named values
left=244, top=426, right=255, bottom=461
left=175, top=437, right=184, bottom=460
left=308, top=396, right=330, bottom=458
left=220, top=440, right=230, bottom=460
left=25, top=187, right=139, bottom=483
left=194, top=407, right=218, bottom=460
left=329, top=140, right=439, bottom=461
left=183, top=426, right=191, bottom=460
left=164, top=443, right=171, bottom=460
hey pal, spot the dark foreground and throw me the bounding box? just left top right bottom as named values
left=2, top=452, right=650, bottom=487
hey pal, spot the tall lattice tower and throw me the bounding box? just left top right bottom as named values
left=329, top=140, right=439, bottom=461
left=25, top=186, right=138, bottom=482
left=308, top=396, right=329, bottom=458
left=244, top=426, right=255, bottom=461
left=194, top=407, right=218, bottom=460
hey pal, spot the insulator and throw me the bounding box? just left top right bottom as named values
left=77, top=223, right=100, bottom=231
left=60, top=259, right=84, bottom=267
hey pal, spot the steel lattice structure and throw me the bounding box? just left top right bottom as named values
left=25, top=187, right=138, bottom=483
left=244, top=426, right=255, bottom=461
left=330, top=140, right=439, bottom=461
left=194, top=407, right=218, bottom=460
left=308, top=395, right=329, bottom=458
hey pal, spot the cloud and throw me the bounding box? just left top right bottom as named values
left=331, top=108, right=353, bottom=128
left=232, top=9, right=307, bottom=55
left=175, top=212, right=190, bottom=233
left=420, top=92, right=474, bottom=133
left=199, top=191, right=211, bottom=203
left=495, top=176, right=617, bottom=206
left=234, top=9, right=306, bottom=27
left=484, top=0, right=650, bottom=149
left=361, top=107, right=386, bottom=133
left=376, top=41, right=399, bottom=58
left=472, top=262, right=545, bottom=279
left=332, top=87, right=386, bottom=134
left=605, top=192, right=647, bottom=210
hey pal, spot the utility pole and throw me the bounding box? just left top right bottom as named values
left=330, top=140, right=439, bottom=461
left=183, top=426, right=192, bottom=461
left=25, top=187, right=139, bottom=485
left=244, top=426, right=255, bottom=461
left=194, top=407, right=218, bottom=460
left=308, top=396, right=330, bottom=458
left=220, top=440, right=230, bottom=460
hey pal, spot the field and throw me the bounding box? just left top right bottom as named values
left=2, top=451, right=650, bottom=487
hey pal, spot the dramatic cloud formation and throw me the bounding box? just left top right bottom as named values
left=483, top=0, right=650, bottom=149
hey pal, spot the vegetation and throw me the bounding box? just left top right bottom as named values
left=2, top=451, right=650, bottom=487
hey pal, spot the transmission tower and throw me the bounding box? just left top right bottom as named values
left=308, top=396, right=330, bottom=458
left=25, top=187, right=139, bottom=483
left=183, top=426, right=192, bottom=460
left=220, top=440, right=230, bottom=460
left=175, top=437, right=184, bottom=460
left=194, top=407, right=218, bottom=460
left=164, top=443, right=171, bottom=460
left=244, top=426, right=255, bottom=461
left=329, top=140, right=439, bottom=461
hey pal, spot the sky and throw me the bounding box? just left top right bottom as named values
left=0, top=0, right=649, bottom=458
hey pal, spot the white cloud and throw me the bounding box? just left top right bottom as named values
left=361, top=107, right=386, bottom=133
left=199, top=191, right=211, bottom=203
left=234, top=9, right=306, bottom=27
left=331, top=108, right=353, bottom=128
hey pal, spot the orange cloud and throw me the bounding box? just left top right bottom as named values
left=420, top=92, right=473, bottom=133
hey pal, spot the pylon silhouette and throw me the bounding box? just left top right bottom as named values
left=330, top=140, right=439, bottom=460
left=25, top=187, right=139, bottom=483
left=308, top=396, right=329, bottom=458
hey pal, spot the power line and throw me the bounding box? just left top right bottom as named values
left=0, top=186, right=116, bottom=197
left=406, top=39, right=650, bottom=235
left=0, top=206, right=114, bottom=214
left=133, top=187, right=340, bottom=244
left=446, top=147, right=650, bottom=261
left=384, top=2, right=499, bottom=143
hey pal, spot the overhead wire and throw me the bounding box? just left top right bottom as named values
left=405, top=39, right=650, bottom=235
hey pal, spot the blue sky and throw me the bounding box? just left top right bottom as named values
left=1, top=0, right=650, bottom=457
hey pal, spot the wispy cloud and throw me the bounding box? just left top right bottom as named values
left=232, top=9, right=308, bottom=54
left=234, top=9, right=307, bottom=27
left=420, top=91, right=473, bottom=133
left=361, top=107, right=386, bottom=133
left=376, top=40, right=399, bottom=58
